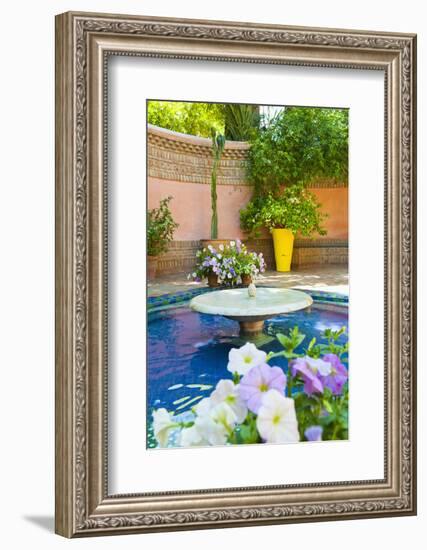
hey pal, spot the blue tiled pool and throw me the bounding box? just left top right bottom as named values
left=147, top=289, right=348, bottom=424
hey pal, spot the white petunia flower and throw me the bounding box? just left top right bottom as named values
left=182, top=399, right=237, bottom=447
left=227, top=342, right=267, bottom=376
left=230, top=241, right=236, bottom=247
left=178, top=389, right=245, bottom=448
left=256, top=390, right=300, bottom=444
left=195, top=418, right=228, bottom=446
left=210, top=380, right=248, bottom=423
left=152, top=409, right=177, bottom=448
left=193, top=404, right=232, bottom=446
left=306, top=356, right=332, bottom=376
left=194, top=397, right=211, bottom=416
left=210, top=401, right=237, bottom=428
left=219, top=244, right=224, bottom=251
left=179, top=425, right=208, bottom=447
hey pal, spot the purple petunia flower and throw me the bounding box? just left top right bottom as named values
left=290, top=357, right=324, bottom=395
left=319, top=354, right=348, bottom=395
left=239, top=363, right=287, bottom=413
left=290, top=354, right=348, bottom=396
left=305, top=426, right=323, bottom=441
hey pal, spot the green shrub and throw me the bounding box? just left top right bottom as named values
left=147, top=197, right=179, bottom=256
left=240, top=184, right=327, bottom=237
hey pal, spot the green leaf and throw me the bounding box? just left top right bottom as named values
left=308, top=337, right=316, bottom=350
left=323, top=400, right=333, bottom=414
left=276, top=333, right=291, bottom=348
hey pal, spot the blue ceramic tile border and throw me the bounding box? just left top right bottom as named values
left=147, top=285, right=348, bottom=313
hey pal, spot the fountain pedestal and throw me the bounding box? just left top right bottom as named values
left=190, top=287, right=313, bottom=336
left=237, top=320, right=265, bottom=334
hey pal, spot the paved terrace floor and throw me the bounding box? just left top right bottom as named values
left=148, top=265, right=349, bottom=298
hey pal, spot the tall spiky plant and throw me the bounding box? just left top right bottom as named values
left=210, top=131, right=226, bottom=239
left=224, top=104, right=260, bottom=141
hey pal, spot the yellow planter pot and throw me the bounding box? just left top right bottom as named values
left=272, top=228, right=295, bottom=272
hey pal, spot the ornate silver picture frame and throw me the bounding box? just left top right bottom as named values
left=55, top=11, right=417, bottom=537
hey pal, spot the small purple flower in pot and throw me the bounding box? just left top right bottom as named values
left=239, top=363, right=287, bottom=413
left=319, top=353, right=348, bottom=395
left=305, top=425, right=323, bottom=441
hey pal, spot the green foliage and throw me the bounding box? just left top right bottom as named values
left=147, top=101, right=225, bottom=138
left=307, top=327, right=349, bottom=359
left=223, top=104, right=260, bottom=141
left=210, top=131, right=226, bottom=239
left=293, top=387, right=349, bottom=441
left=147, top=196, right=179, bottom=256
left=248, top=107, right=348, bottom=195
left=268, top=324, right=349, bottom=441
left=230, top=412, right=261, bottom=444
left=240, top=183, right=327, bottom=237
left=269, top=326, right=306, bottom=360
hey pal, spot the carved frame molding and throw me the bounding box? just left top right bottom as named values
left=55, top=11, right=416, bottom=537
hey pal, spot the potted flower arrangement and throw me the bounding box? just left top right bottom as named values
left=235, top=249, right=266, bottom=286
left=151, top=324, right=349, bottom=448
left=190, top=240, right=266, bottom=287
left=147, top=196, right=179, bottom=280
left=240, top=184, right=327, bottom=272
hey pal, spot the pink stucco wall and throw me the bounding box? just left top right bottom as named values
left=312, top=187, right=348, bottom=240
left=148, top=177, right=253, bottom=240
left=148, top=177, right=348, bottom=241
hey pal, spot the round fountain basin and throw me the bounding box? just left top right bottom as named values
left=190, top=287, right=313, bottom=324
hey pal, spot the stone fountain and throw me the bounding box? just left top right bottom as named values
left=190, top=284, right=313, bottom=335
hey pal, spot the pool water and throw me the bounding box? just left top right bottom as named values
left=147, top=302, right=348, bottom=421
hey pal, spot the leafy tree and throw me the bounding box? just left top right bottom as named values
left=147, top=101, right=224, bottom=138
left=248, top=107, right=348, bottom=196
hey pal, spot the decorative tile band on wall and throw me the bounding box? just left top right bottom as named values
left=147, top=124, right=347, bottom=189
left=148, top=124, right=250, bottom=186
left=155, top=239, right=348, bottom=275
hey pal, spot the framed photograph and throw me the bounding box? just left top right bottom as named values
left=55, top=11, right=417, bottom=537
